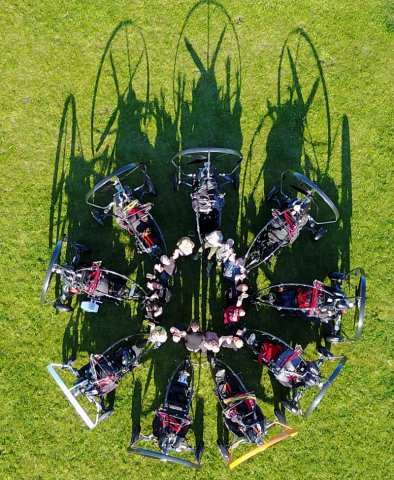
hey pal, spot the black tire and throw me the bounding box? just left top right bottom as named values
left=195, top=441, right=204, bottom=463
left=325, top=335, right=344, bottom=344
left=98, top=409, right=114, bottom=423
left=274, top=408, right=287, bottom=425
left=328, top=272, right=347, bottom=282
left=217, top=440, right=230, bottom=462
left=173, top=174, right=179, bottom=192
left=91, top=210, right=105, bottom=226
left=130, top=425, right=141, bottom=447
left=281, top=401, right=301, bottom=416
left=233, top=172, right=240, bottom=191
left=265, top=186, right=279, bottom=203
left=317, top=346, right=334, bottom=358
left=145, top=177, right=158, bottom=197
left=314, top=227, right=327, bottom=241
left=54, top=302, right=74, bottom=313
left=41, top=239, right=63, bottom=304
left=72, top=243, right=91, bottom=254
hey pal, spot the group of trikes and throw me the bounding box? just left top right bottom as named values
left=42, top=148, right=366, bottom=470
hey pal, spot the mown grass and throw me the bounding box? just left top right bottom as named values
left=0, top=1, right=393, bottom=479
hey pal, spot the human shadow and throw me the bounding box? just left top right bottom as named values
left=90, top=83, right=154, bottom=280
left=47, top=95, right=84, bottom=363
left=239, top=112, right=271, bottom=250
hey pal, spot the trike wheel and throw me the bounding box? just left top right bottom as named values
left=265, top=186, right=279, bottom=203
left=54, top=302, right=74, bottom=313
left=195, top=441, right=204, bottom=463
left=274, top=408, right=287, bottom=425
left=325, top=335, right=344, bottom=344
left=72, top=242, right=91, bottom=254
left=145, top=176, right=158, bottom=197
left=341, top=269, right=366, bottom=341
left=281, top=401, right=301, bottom=416
left=41, top=239, right=63, bottom=304
left=173, top=174, right=179, bottom=192
left=233, top=172, right=240, bottom=191
left=217, top=440, right=230, bottom=462
left=313, top=226, right=327, bottom=241
left=130, top=424, right=141, bottom=447
left=91, top=210, right=105, bottom=226
left=98, top=409, right=114, bottom=423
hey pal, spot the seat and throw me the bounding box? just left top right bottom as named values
left=167, top=382, right=189, bottom=409
left=279, top=290, right=297, bottom=308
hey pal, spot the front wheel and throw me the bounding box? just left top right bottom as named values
left=173, top=174, right=180, bottom=192
left=233, top=172, right=240, bottom=191
left=130, top=425, right=141, bottom=447
left=282, top=401, right=301, bottom=416
left=91, top=210, right=105, bottom=226
left=72, top=243, right=91, bottom=254
left=217, top=440, right=230, bottom=462
left=98, top=409, right=114, bottom=423
left=314, top=227, right=327, bottom=241
left=274, top=408, right=287, bottom=425
left=195, top=441, right=204, bottom=463
left=328, top=272, right=347, bottom=282
left=265, top=186, right=279, bottom=203
left=325, top=335, right=344, bottom=344
left=145, top=176, right=158, bottom=197
left=54, top=302, right=74, bottom=313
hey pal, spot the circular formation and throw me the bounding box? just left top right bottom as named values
left=44, top=147, right=366, bottom=470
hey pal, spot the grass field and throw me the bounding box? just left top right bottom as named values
left=0, top=1, right=393, bottom=479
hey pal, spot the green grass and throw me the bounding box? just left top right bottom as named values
left=0, top=0, right=393, bottom=479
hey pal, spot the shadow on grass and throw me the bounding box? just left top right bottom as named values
left=90, top=19, right=150, bottom=164
left=130, top=378, right=142, bottom=433
left=339, top=114, right=352, bottom=273
left=48, top=23, right=152, bottom=364
left=89, top=20, right=153, bottom=282
left=49, top=17, right=354, bottom=432
left=194, top=395, right=204, bottom=445
left=141, top=347, right=181, bottom=414
left=48, top=94, right=85, bottom=249
left=169, top=0, right=243, bottom=331
left=241, top=29, right=353, bottom=351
